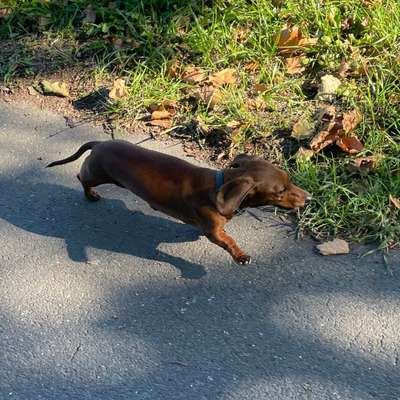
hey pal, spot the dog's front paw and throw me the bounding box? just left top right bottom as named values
left=235, top=254, right=252, bottom=265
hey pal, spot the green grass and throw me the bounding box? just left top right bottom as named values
left=1, top=0, right=399, bottom=248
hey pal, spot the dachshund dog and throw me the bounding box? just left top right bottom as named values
left=47, top=140, right=311, bottom=264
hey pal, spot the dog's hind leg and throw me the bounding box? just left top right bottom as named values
left=77, top=159, right=103, bottom=202
left=77, top=173, right=102, bottom=201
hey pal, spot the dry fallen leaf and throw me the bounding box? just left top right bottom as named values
left=342, top=109, right=362, bottom=133
left=298, top=37, right=318, bottom=47
left=316, top=74, right=341, bottom=101
left=286, top=56, right=305, bottom=75
left=310, top=119, right=343, bottom=152
left=315, top=104, right=336, bottom=124
left=389, top=194, right=400, bottom=209
left=246, top=98, right=267, bottom=111
left=312, top=109, right=364, bottom=154
left=150, top=119, right=173, bottom=129
left=310, top=129, right=338, bottom=152
left=40, top=80, right=69, bottom=97
left=341, top=17, right=353, bottom=31
left=109, top=78, right=127, bottom=100
left=226, top=120, right=241, bottom=129
left=254, top=83, right=268, bottom=93
left=193, top=84, right=223, bottom=109
left=291, top=116, right=314, bottom=139
left=276, top=25, right=317, bottom=56
left=243, top=62, right=259, bottom=72
left=233, top=26, right=251, bottom=42
left=317, top=239, right=350, bottom=256
left=210, top=68, right=236, bottom=86
left=276, top=25, right=302, bottom=56
left=295, top=147, right=314, bottom=161
left=166, top=59, right=182, bottom=78
left=181, top=65, right=207, bottom=84
left=335, top=136, right=364, bottom=154
left=338, top=59, right=350, bottom=78
left=82, top=4, right=96, bottom=23
left=346, top=155, right=382, bottom=175
left=0, top=7, right=12, bottom=18
left=151, top=110, right=172, bottom=120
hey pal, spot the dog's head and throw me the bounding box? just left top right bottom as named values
left=215, top=154, right=311, bottom=216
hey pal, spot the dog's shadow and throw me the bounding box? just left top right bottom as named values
left=0, top=179, right=206, bottom=279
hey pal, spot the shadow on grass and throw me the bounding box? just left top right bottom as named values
left=0, top=0, right=211, bottom=80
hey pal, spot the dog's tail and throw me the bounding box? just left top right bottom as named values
left=46, top=141, right=101, bottom=168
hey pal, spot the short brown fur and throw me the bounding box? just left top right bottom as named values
left=47, top=140, right=311, bottom=264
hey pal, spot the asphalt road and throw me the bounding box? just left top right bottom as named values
left=0, top=100, right=399, bottom=400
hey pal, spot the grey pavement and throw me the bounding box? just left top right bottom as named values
left=0, top=100, right=399, bottom=400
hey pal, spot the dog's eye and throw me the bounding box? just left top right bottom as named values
left=229, top=163, right=240, bottom=169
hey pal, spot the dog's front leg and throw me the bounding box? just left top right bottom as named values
left=205, top=227, right=251, bottom=265
left=198, top=210, right=251, bottom=265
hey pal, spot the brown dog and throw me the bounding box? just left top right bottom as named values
left=47, top=140, right=311, bottom=264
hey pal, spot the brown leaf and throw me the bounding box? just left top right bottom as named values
left=346, top=155, right=382, bottom=175
left=82, top=4, right=96, bottom=23
left=254, top=83, right=268, bottom=93
left=193, top=84, right=223, bottom=109
left=338, top=59, right=350, bottom=78
left=335, top=136, right=364, bottom=154
left=233, top=26, right=251, bottom=42
left=166, top=59, right=182, bottom=78
left=298, top=37, right=318, bottom=47
left=0, top=7, right=12, bottom=18
left=150, top=119, right=173, bottom=129
left=310, top=129, right=339, bottom=152
left=295, top=147, right=314, bottom=161
left=315, top=104, right=336, bottom=124
left=389, top=194, right=400, bottom=210
left=181, top=65, right=207, bottom=84
left=109, top=78, right=127, bottom=100
left=151, top=110, right=172, bottom=120
left=341, top=17, right=353, bottom=31
left=210, top=68, right=236, bottom=86
left=226, top=120, right=241, bottom=129
left=317, top=239, right=350, bottom=256
left=310, top=117, right=344, bottom=152
left=342, top=109, right=362, bottom=133
left=246, top=98, right=267, bottom=111
left=286, top=56, right=305, bottom=75
left=243, top=62, right=258, bottom=72
left=291, top=116, right=314, bottom=139
left=276, top=25, right=302, bottom=56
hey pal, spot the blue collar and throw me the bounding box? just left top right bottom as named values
left=215, top=170, right=224, bottom=190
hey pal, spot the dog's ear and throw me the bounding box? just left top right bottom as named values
left=215, top=177, right=255, bottom=216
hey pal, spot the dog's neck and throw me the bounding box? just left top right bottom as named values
left=215, top=170, right=224, bottom=190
